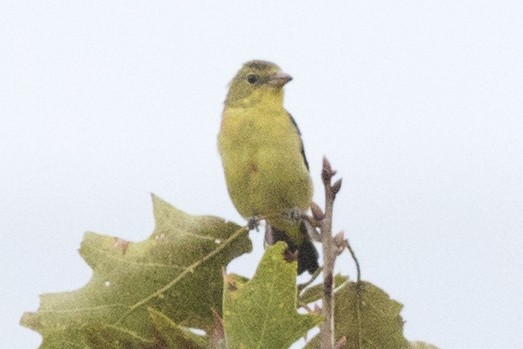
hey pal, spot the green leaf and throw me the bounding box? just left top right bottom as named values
left=21, top=194, right=251, bottom=348
left=85, top=324, right=156, bottom=349
left=148, top=307, right=208, bottom=349
left=409, top=341, right=440, bottom=349
left=223, top=242, right=322, bottom=349
left=305, top=281, right=409, bottom=349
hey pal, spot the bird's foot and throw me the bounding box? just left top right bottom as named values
left=303, top=220, right=322, bottom=242
left=264, top=224, right=275, bottom=245
left=247, top=216, right=261, bottom=231
left=288, top=208, right=303, bottom=222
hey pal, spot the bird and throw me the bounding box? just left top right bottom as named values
left=217, top=60, right=319, bottom=274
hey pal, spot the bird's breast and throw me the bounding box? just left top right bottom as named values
left=218, top=106, right=312, bottom=219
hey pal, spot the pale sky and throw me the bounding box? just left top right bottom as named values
left=1, top=2, right=522, bottom=348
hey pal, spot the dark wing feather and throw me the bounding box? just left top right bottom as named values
left=288, top=113, right=310, bottom=171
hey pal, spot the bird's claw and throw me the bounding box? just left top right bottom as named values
left=247, top=216, right=260, bottom=231
left=288, top=208, right=303, bottom=222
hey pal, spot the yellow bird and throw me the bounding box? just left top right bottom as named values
left=218, top=60, right=319, bottom=274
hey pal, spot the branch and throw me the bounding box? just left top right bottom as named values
left=320, top=157, right=342, bottom=349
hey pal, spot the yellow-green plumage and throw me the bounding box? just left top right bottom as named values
left=218, top=60, right=318, bottom=274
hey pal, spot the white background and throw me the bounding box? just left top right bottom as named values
left=1, top=2, right=522, bottom=348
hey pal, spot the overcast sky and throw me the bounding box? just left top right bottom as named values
left=1, top=2, right=522, bottom=348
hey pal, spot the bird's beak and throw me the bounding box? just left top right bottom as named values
left=268, top=71, right=293, bottom=87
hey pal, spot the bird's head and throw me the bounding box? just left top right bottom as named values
left=225, top=60, right=292, bottom=107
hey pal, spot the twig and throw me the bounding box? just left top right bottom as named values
left=345, top=238, right=362, bottom=348
left=345, top=239, right=361, bottom=283
left=320, top=157, right=342, bottom=349
left=298, top=266, right=324, bottom=293
left=355, top=281, right=363, bottom=349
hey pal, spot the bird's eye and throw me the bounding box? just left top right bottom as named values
left=247, top=74, right=258, bottom=84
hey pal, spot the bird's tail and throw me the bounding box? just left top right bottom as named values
left=266, top=223, right=319, bottom=275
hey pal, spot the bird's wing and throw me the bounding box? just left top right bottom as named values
left=288, top=113, right=310, bottom=171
